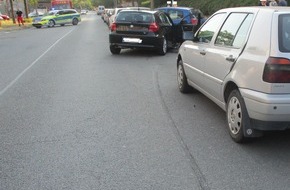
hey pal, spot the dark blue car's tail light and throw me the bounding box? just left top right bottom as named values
left=191, top=18, right=198, bottom=25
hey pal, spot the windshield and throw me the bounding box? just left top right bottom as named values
left=48, top=11, right=58, bottom=15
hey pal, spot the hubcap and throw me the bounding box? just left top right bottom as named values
left=177, top=65, right=183, bottom=88
left=227, top=97, right=242, bottom=135
left=163, top=39, right=167, bottom=53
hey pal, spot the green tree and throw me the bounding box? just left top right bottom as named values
left=73, top=0, right=93, bottom=9
left=29, top=0, right=39, bottom=13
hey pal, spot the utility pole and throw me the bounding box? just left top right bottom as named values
left=150, top=0, right=154, bottom=9
left=23, top=0, right=29, bottom=18
left=9, top=0, right=15, bottom=23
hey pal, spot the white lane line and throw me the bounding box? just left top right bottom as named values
left=0, top=28, right=74, bottom=97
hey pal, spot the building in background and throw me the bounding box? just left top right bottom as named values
left=51, top=0, right=73, bottom=10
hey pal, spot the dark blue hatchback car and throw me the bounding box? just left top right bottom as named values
left=156, top=7, right=206, bottom=26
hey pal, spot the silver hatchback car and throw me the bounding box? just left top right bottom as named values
left=177, top=7, right=290, bottom=143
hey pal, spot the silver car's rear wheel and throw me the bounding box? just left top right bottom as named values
left=227, top=89, right=248, bottom=143
left=228, top=96, right=242, bottom=135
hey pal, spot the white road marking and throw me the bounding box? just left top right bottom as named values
left=0, top=28, right=75, bottom=97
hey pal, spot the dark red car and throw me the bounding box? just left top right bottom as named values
left=0, top=12, right=10, bottom=20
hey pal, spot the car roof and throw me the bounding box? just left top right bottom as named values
left=118, top=10, right=157, bottom=14
left=157, top=7, right=193, bottom=11
left=217, top=6, right=290, bottom=13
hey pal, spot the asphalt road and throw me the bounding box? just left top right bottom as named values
left=1, top=11, right=290, bottom=190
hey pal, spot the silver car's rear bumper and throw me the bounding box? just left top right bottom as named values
left=240, top=88, right=290, bottom=122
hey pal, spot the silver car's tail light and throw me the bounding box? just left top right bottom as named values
left=263, top=57, right=290, bottom=83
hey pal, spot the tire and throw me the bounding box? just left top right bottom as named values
left=110, top=45, right=121, bottom=54
left=48, top=20, right=55, bottom=27
left=158, top=37, right=167, bottom=55
left=177, top=59, right=191, bottom=93
left=226, top=89, right=250, bottom=143
left=72, top=18, right=78, bottom=25
left=36, top=26, right=41, bottom=29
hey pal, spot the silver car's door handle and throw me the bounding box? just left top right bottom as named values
left=226, top=55, right=235, bottom=62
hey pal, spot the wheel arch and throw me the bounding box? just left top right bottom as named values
left=224, top=81, right=239, bottom=103
left=177, top=54, right=182, bottom=68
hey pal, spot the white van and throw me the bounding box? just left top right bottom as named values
left=97, top=5, right=105, bottom=15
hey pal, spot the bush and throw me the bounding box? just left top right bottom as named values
left=177, top=0, right=258, bottom=15
left=24, top=18, right=33, bottom=23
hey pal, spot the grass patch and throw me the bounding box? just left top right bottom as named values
left=0, top=18, right=32, bottom=29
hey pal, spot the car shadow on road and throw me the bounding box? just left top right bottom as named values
left=114, top=48, right=179, bottom=57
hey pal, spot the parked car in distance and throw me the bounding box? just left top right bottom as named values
left=103, top=8, right=113, bottom=25
left=80, top=10, right=88, bottom=15
left=109, top=10, right=176, bottom=55
left=177, top=6, right=290, bottom=143
left=0, top=12, right=10, bottom=20
left=97, top=5, right=105, bottom=15
left=32, top=9, right=81, bottom=28
left=28, top=11, right=44, bottom=17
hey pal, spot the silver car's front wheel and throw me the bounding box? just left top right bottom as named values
left=177, top=60, right=191, bottom=93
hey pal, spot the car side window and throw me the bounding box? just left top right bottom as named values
left=159, top=13, right=171, bottom=25
left=168, top=10, right=183, bottom=19
left=67, top=10, right=76, bottom=14
left=279, top=14, right=290, bottom=52
left=215, top=13, right=253, bottom=48
left=196, top=13, right=226, bottom=43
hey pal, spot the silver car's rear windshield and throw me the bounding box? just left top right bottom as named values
left=279, top=14, right=290, bottom=52
left=116, top=12, right=154, bottom=23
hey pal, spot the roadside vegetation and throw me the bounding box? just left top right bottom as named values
left=0, top=18, right=32, bottom=29
left=0, top=0, right=259, bottom=29
left=178, top=0, right=258, bottom=15
left=94, top=0, right=259, bottom=15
